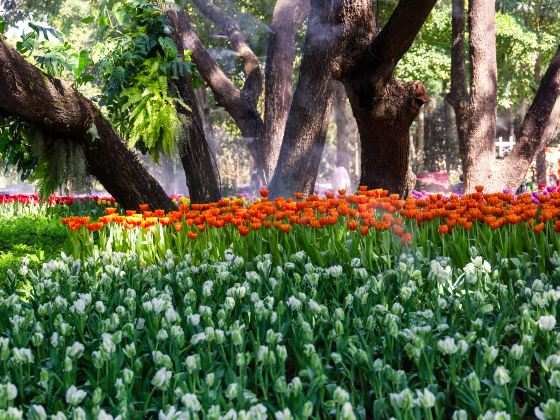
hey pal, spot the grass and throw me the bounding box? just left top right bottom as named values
left=0, top=216, right=67, bottom=281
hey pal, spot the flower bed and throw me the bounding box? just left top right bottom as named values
left=63, top=187, right=560, bottom=271
left=1, top=187, right=560, bottom=418
left=2, top=247, right=560, bottom=419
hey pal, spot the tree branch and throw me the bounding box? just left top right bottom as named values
left=0, top=38, right=175, bottom=210
left=345, top=0, right=436, bottom=81
left=191, top=0, right=263, bottom=105
left=507, top=44, right=560, bottom=167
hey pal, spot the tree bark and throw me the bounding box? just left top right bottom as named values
left=191, top=0, right=262, bottom=105
left=443, top=98, right=454, bottom=172
left=536, top=148, right=547, bottom=185
left=475, top=45, right=560, bottom=191
left=347, top=79, right=427, bottom=195
left=415, top=108, right=425, bottom=170
left=0, top=38, right=175, bottom=211
left=446, top=0, right=469, bottom=172
left=268, top=0, right=337, bottom=197
left=340, top=0, right=434, bottom=195
left=173, top=9, right=263, bottom=168
left=270, top=0, right=435, bottom=198
left=167, top=9, right=221, bottom=203
left=463, top=0, right=498, bottom=191
left=262, top=0, right=310, bottom=181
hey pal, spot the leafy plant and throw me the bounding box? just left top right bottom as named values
left=95, top=0, right=195, bottom=160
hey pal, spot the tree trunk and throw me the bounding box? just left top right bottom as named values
left=536, top=148, right=547, bottom=185
left=347, top=79, right=427, bottom=195
left=174, top=9, right=263, bottom=170
left=464, top=0, right=498, bottom=191
left=475, top=45, right=560, bottom=191
left=268, top=0, right=341, bottom=197
left=167, top=9, right=221, bottom=203
left=270, top=0, right=435, bottom=198
left=0, top=38, right=175, bottom=211
left=262, top=0, right=310, bottom=182
left=446, top=0, right=469, bottom=173
left=443, top=98, right=454, bottom=172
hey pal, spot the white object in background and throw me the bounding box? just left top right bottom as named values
left=495, top=136, right=516, bottom=157
left=331, top=166, right=351, bottom=192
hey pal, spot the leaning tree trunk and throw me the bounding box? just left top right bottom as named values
left=0, top=38, right=175, bottom=211
left=268, top=0, right=337, bottom=197
left=262, top=0, right=310, bottom=182
left=476, top=45, right=560, bottom=191
left=167, top=9, right=221, bottom=203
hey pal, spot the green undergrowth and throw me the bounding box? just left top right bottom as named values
left=0, top=216, right=67, bottom=281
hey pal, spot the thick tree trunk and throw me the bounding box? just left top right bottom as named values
left=167, top=9, right=221, bottom=203
left=463, top=0, right=498, bottom=191
left=267, top=0, right=336, bottom=197
left=347, top=79, right=427, bottom=195
left=270, top=0, right=435, bottom=198
left=333, top=82, right=357, bottom=172
left=446, top=0, right=469, bottom=173
left=0, top=38, right=174, bottom=211
left=262, top=0, right=310, bottom=182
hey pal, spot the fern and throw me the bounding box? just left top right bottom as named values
left=120, top=57, right=181, bottom=161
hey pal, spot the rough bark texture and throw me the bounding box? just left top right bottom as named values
left=446, top=0, right=469, bottom=171
left=270, top=0, right=435, bottom=197
left=167, top=9, right=221, bottom=203
left=348, top=79, right=428, bottom=195
left=477, top=45, right=560, bottom=191
left=339, top=0, right=434, bottom=195
left=0, top=38, right=175, bottom=211
left=262, top=0, right=310, bottom=181
left=464, top=0, right=498, bottom=191
left=268, top=0, right=338, bottom=196
left=174, top=8, right=263, bottom=166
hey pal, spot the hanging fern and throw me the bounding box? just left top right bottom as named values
left=0, top=117, right=90, bottom=197
left=29, top=129, right=91, bottom=197
left=118, top=57, right=185, bottom=161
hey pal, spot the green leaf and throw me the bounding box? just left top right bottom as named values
left=158, top=37, right=178, bottom=60
left=80, top=16, right=95, bottom=24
